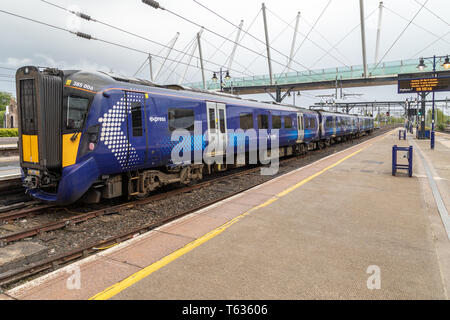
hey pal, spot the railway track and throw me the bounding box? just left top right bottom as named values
left=0, top=126, right=396, bottom=287
left=0, top=177, right=22, bottom=193
left=0, top=181, right=266, bottom=286
left=0, top=162, right=276, bottom=245
left=0, top=203, right=55, bottom=223
left=0, top=146, right=19, bottom=157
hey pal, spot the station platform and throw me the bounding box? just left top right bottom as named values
left=2, top=129, right=450, bottom=300
left=0, top=158, right=20, bottom=180
left=0, top=141, right=20, bottom=180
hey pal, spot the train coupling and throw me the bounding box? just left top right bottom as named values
left=23, top=175, right=39, bottom=189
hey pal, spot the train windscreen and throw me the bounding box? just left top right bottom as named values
left=20, top=79, right=38, bottom=134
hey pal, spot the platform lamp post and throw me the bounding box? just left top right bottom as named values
left=288, top=90, right=301, bottom=106
left=417, top=55, right=450, bottom=149
left=211, top=68, right=231, bottom=92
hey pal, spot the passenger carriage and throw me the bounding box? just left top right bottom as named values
left=16, top=66, right=373, bottom=205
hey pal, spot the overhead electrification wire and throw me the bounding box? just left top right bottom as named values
left=371, top=0, right=429, bottom=72
left=134, top=57, right=152, bottom=77
left=267, top=6, right=350, bottom=69
left=186, top=0, right=333, bottom=87
left=158, top=36, right=211, bottom=84
left=309, top=6, right=378, bottom=68
left=39, top=0, right=252, bottom=78
left=275, top=0, right=333, bottom=81
left=201, top=35, right=258, bottom=77
left=187, top=25, right=257, bottom=84
left=134, top=36, right=179, bottom=77
left=0, top=9, right=220, bottom=76
left=191, top=0, right=320, bottom=74
left=0, top=8, right=69, bottom=33
left=160, top=36, right=198, bottom=83
left=301, top=15, right=352, bottom=65
left=414, top=0, right=450, bottom=27
left=383, top=4, right=450, bottom=46
left=0, top=66, right=16, bottom=71
left=228, top=8, right=264, bottom=76
left=133, top=44, right=194, bottom=85
left=96, top=37, right=216, bottom=73
left=142, top=1, right=296, bottom=73
left=237, top=8, right=262, bottom=50
left=188, top=29, right=236, bottom=82
left=243, top=16, right=297, bottom=76
left=163, top=0, right=323, bottom=80
left=155, top=55, right=195, bottom=84
left=411, top=30, right=450, bottom=59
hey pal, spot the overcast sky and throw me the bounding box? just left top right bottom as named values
left=0, top=0, right=449, bottom=114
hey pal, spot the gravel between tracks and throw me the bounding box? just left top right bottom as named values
left=0, top=126, right=396, bottom=289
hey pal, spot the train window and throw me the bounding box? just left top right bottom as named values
left=239, top=113, right=253, bottom=129
left=66, top=96, right=89, bottom=130
left=219, top=109, right=226, bottom=134
left=285, top=116, right=292, bottom=129
left=258, top=114, right=269, bottom=129
left=20, top=79, right=37, bottom=134
left=168, top=108, right=195, bottom=132
left=272, top=116, right=281, bottom=129
left=310, top=118, right=316, bottom=129
left=305, top=118, right=310, bottom=129
left=131, top=103, right=143, bottom=136
left=208, top=108, right=216, bottom=131
left=326, top=118, right=332, bottom=128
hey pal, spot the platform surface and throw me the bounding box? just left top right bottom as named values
left=0, top=155, right=20, bottom=180
left=0, top=137, right=18, bottom=145
left=4, top=129, right=450, bottom=300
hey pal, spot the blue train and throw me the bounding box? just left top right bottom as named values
left=16, top=67, right=374, bottom=204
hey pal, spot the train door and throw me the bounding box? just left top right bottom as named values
left=206, top=101, right=228, bottom=155
left=297, top=113, right=304, bottom=142
left=257, top=110, right=270, bottom=149
left=125, top=91, right=147, bottom=168
left=332, top=116, right=337, bottom=137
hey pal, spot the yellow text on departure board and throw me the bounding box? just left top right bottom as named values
left=409, top=78, right=439, bottom=91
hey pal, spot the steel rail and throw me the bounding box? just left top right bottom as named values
left=0, top=127, right=393, bottom=287
left=0, top=127, right=390, bottom=245
left=0, top=164, right=267, bottom=245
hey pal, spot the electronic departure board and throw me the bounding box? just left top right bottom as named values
left=398, top=71, right=450, bottom=93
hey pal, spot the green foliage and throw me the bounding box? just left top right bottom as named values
left=0, top=128, right=18, bottom=137
left=0, top=110, right=4, bottom=127
left=426, top=108, right=449, bottom=126
left=0, top=92, right=12, bottom=111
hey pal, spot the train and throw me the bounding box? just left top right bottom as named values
left=15, top=66, right=374, bottom=205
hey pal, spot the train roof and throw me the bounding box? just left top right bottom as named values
left=315, top=110, right=373, bottom=118
left=61, top=68, right=311, bottom=113
left=33, top=67, right=370, bottom=118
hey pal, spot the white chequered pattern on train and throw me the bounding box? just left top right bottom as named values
left=98, top=95, right=139, bottom=169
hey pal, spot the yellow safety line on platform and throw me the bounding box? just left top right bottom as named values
left=90, top=133, right=388, bottom=300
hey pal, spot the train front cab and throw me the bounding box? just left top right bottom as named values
left=16, top=66, right=98, bottom=204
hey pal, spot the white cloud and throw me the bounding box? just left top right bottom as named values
left=3, top=57, right=32, bottom=67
